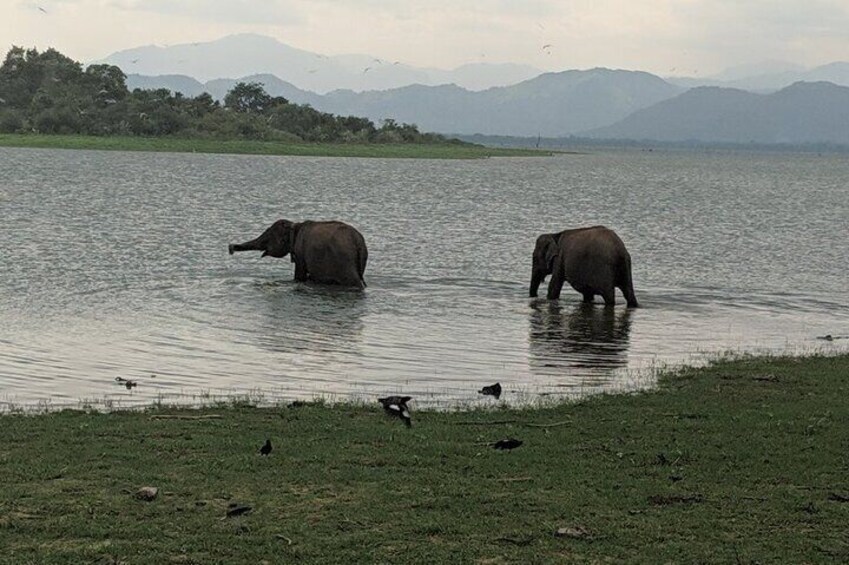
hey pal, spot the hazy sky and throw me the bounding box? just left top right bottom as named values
left=3, top=0, right=849, bottom=74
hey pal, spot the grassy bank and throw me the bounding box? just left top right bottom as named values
left=1, top=354, right=848, bottom=563
left=0, top=134, right=547, bottom=159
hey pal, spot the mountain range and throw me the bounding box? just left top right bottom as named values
left=125, top=68, right=682, bottom=137
left=666, top=62, right=849, bottom=92
left=100, top=34, right=849, bottom=145
left=96, top=33, right=541, bottom=93
left=585, top=81, right=849, bottom=145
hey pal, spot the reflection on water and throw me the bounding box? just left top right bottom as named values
left=250, top=281, right=366, bottom=355
left=529, top=301, right=633, bottom=374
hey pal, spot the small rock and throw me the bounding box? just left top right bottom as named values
left=555, top=525, right=590, bottom=539
left=135, top=486, right=158, bottom=501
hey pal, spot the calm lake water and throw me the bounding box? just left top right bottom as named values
left=1, top=147, right=847, bottom=410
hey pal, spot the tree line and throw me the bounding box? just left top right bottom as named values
left=0, top=46, right=454, bottom=144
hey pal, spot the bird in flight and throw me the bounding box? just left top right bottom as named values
left=38, top=6, right=47, bottom=13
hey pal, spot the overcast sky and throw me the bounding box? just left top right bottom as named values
left=3, top=0, right=849, bottom=75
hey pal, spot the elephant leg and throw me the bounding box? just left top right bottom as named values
left=602, top=288, right=616, bottom=307
left=547, top=260, right=565, bottom=300
left=621, top=285, right=639, bottom=308
left=293, top=260, right=308, bottom=282
left=582, top=292, right=595, bottom=304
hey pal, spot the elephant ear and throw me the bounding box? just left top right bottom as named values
left=285, top=221, right=302, bottom=254
left=264, top=219, right=295, bottom=257
left=541, top=235, right=559, bottom=270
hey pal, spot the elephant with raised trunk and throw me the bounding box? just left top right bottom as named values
left=229, top=219, right=368, bottom=288
left=529, top=225, right=638, bottom=307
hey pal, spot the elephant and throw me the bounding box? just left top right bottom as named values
left=529, top=225, right=638, bottom=307
left=229, top=219, right=368, bottom=288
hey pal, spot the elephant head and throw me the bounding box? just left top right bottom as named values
left=529, top=233, right=559, bottom=297
left=228, top=220, right=297, bottom=258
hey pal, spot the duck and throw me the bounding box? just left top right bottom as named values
left=478, top=382, right=502, bottom=399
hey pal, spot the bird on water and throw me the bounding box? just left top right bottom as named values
left=478, top=382, right=502, bottom=399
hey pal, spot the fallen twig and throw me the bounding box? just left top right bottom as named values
left=524, top=420, right=570, bottom=428
left=455, top=420, right=519, bottom=426
left=455, top=419, right=570, bottom=428
left=495, top=536, right=534, bottom=546
left=149, top=414, right=224, bottom=420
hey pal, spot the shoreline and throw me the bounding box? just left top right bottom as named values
left=2, top=345, right=845, bottom=416
left=2, top=352, right=848, bottom=562
left=0, top=133, right=551, bottom=159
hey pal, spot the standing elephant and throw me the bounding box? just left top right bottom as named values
left=529, top=225, right=638, bottom=307
left=229, top=219, right=368, bottom=288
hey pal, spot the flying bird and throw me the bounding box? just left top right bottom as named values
left=260, top=439, right=272, bottom=456
left=363, top=66, right=372, bottom=74
left=478, top=382, right=502, bottom=399
left=378, top=395, right=412, bottom=427
left=492, top=438, right=523, bottom=450
left=38, top=6, right=47, bottom=13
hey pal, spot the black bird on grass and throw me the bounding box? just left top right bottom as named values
left=478, top=382, right=502, bottom=399
left=260, top=439, right=272, bottom=456
left=378, top=395, right=412, bottom=427
left=492, top=438, right=523, bottom=450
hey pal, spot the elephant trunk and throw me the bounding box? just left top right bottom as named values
left=228, top=235, right=267, bottom=255
left=529, top=269, right=546, bottom=298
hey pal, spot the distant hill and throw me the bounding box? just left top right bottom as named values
left=667, top=62, right=849, bottom=92
left=98, top=33, right=542, bottom=93
left=127, top=74, right=207, bottom=97
left=128, top=68, right=683, bottom=137
left=584, top=81, right=849, bottom=145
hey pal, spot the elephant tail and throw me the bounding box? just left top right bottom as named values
left=357, top=244, right=368, bottom=288
left=619, top=257, right=639, bottom=308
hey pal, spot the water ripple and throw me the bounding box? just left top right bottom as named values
left=1, top=147, right=847, bottom=408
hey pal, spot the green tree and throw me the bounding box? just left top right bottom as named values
left=224, top=82, right=279, bottom=114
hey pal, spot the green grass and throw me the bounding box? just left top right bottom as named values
left=1, top=354, right=848, bottom=563
left=0, top=134, right=547, bottom=159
